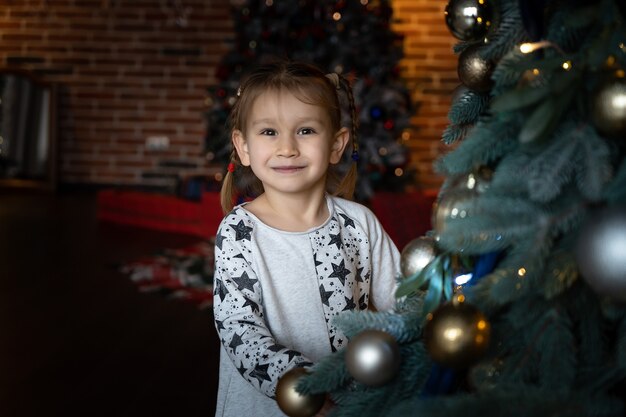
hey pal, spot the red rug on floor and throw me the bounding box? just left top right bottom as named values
left=120, top=239, right=215, bottom=309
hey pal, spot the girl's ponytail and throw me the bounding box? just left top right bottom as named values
left=333, top=74, right=359, bottom=200
left=220, top=150, right=238, bottom=213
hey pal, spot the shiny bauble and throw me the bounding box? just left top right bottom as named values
left=445, top=0, right=494, bottom=41
left=575, top=206, right=626, bottom=301
left=458, top=44, right=495, bottom=93
left=423, top=299, right=491, bottom=369
left=276, top=367, right=325, bottom=417
left=432, top=186, right=476, bottom=238
left=433, top=170, right=492, bottom=236
left=345, top=329, right=401, bottom=386
left=401, top=236, right=438, bottom=278
left=590, top=75, right=626, bottom=139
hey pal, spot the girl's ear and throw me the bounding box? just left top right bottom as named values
left=330, top=127, right=350, bottom=164
left=232, top=130, right=250, bottom=166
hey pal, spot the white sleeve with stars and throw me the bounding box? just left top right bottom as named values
left=213, top=211, right=313, bottom=399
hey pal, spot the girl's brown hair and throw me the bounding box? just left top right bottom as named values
left=220, top=60, right=359, bottom=213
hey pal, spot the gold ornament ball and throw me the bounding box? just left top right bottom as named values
left=345, top=329, right=401, bottom=386
left=275, top=368, right=325, bottom=417
left=423, top=299, right=491, bottom=369
left=591, top=74, right=626, bottom=139
left=401, top=236, right=437, bottom=278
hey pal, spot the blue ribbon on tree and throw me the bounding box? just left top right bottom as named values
left=420, top=251, right=500, bottom=397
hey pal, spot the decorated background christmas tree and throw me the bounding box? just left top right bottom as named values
left=273, top=0, right=626, bottom=416
left=204, top=0, right=415, bottom=200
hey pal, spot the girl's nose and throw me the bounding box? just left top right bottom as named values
left=276, top=135, right=298, bottom=157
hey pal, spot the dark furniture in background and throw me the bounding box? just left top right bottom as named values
left=0, top=69, right=57, bottom=191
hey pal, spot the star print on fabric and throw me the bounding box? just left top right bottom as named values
left=249, top=363, right=272, bottom=387
left=230, top=220, right=253, bottom=241
left=359, top=294, right=368, bottom=310
left=283, top=350, right=300, bottom=362
left=214, top=280, right=229, bottom=302
left=313, top=253, right=322, bottom=268
left=229, top=332, right=244, bottom=353
left=232, top=271, right=258, bottom=292
left=215, top=319, right=225, bottom=331
left=242, top=298, right=260, bottom=314
left=343, top=296, right=356, bottom=311
left=215, top=232, right=225, bottom=250
left=329, top=336, right=337, bottom=352
left=319, top=284, right=334, bottom=306
left=327, top=233, right=343, bottom=249
left=237, top=361, right=247, bottom=376
left=329, top=260, right=351, bottom=285
left=338, top=213, right=356, bottom=228
left=355, top=266, right=365, bottom=282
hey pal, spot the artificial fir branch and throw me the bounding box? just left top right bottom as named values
left=298, top=351, right=351, bottom=394
left=438, top=194, right=546, bottom=254
left=490, top=50, right=538, bottom=95
left=388, top=388, right=622, bottom=417
left=604, top=159, right=626, bottom=204
left=618, top=317, right=626, bottom=369
left=448, top=90, right=490, bottom=126
left=568, top=283, right=610, bottom=368
left=574, top=125, right=613, bottom=201
left=479, top=0, right=526, bottom=62
left=333, top=308, right=422, bottom=343
left=535, top=307, right=577, bottom=391
left=541, top=249, right=578, bottom=299
left=487, top=153, right=534, bottom=196
left=526, top=131, right=580, bottom=203
left=437, top=114, right=522, bottom=175
left=442, top=123, right=472, bottom=145
left=545, top=6, right=596, bottom=53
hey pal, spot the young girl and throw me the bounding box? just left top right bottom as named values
left=213, top=60, right=401, bottom=417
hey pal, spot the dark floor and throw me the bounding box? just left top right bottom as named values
left=0, top=190, right=220, bottom=417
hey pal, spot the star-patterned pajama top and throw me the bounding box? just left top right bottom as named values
left=213, top=195, right=401, bottom=417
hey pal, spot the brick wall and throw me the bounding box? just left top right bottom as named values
left=0, top=0, right=233, bottom=190
left=391, top=0, right=458, bottom=191
left=0, top=0, right=458, bottom=192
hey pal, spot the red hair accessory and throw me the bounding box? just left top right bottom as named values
left=227, top=162, right=235, bottom=173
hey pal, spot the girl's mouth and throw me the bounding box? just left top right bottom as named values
left=272, top=166, right=304, bottom=173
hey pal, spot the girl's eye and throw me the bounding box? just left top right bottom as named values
left=298, top=127, right=316, bottom=135
left=260, top=129, right=277, bottom=136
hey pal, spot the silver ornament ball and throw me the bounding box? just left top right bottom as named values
left=591, top=74, right=626, bottom=139
left=432, top=187, right=477, bottom=237
left=444, top=0, right=494, bottom=41
left=576, top=206, right=626, bottom=301
left=345, top=329, right=401, bottom=386
left=433, top=170, right=492, bottom=238
left=401, top=236, right=438, bottom=278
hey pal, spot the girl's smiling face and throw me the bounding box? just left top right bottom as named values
left=233, top=89, right=349, bottom=198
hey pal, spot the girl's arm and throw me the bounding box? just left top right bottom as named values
left=213, top=218, right=313, bottom=399
left=368, top=213, right=402, bottom=311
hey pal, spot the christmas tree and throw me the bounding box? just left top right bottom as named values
left=204, top=0, right=416, bottom=200
left=279, top=0, right=626, bottom=416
